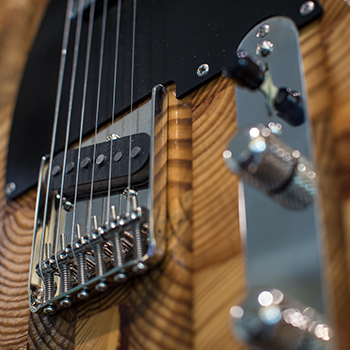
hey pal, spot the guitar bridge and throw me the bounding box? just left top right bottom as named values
left=28, top=85, right=168, bottom=314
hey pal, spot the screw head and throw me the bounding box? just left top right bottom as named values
left=60, top=297, right=72, bottom=308
left=63, top=200, right=73, bottom=212
left=133, top=262, right=147, bottom=274
left=256, top=40, right=274, bottom=57
left=78, top=288, right=90, bottom=300
left=43, top=304, right=56, bottom=315
left=95, top=281, right=108, bottom=292
left=106, top=133, right=120, bottom=141
left=300, top=1, right=315, bottom=16
left=256, top=24, right=270, bottom=38
left=5, top=182, right=16, bottom=196
left=114, top=272, right=127, bottom=283
left=197, top=63, right=209, bottom=77
left=123, top=188, right=138, bottom=198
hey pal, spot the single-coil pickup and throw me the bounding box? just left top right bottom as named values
left=49, top=133, right=150, bottom=197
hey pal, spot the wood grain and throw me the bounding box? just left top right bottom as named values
left=191, top=77, right=245, bottom=350
left=0, top=0, right=350, bottom=349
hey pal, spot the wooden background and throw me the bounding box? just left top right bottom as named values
left=0, top=0, right=350, bottom=349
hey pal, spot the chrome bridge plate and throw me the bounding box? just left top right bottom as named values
left=29, top=85, right=168, bottom=314
left=235, top=17, right=326, bottom=311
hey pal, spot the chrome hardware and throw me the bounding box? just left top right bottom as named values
left=29, top=85, right=168, bottom=314
left=5, top=182, right=16, bottom=196
left=197, top=63, right=210, bottom=77
left=256, top=40, right=274, bottom=57
left=300, top=1, right=315, bottom=16
left=106, top=133, right=120, bottom=141
left=256, top=24, right=270, bottom=38
left=231, top=17, right=327, bottom=315
left=224, top=124, right=317, bottom=210
left=230, top=288, right=334, bottom=349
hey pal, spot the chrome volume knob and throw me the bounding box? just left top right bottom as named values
left=224, top=124, right=317, bottom=210
left=229, top=288, right=334, bottom=350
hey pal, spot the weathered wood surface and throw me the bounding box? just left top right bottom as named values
left=0, top=0, right=350, bottom=349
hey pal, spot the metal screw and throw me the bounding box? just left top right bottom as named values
left=256, top=24, right=270, bottom=38
left=43, top=304, right=56, bottom=315
left=96, top=280, right=108, bottom=292
left=106, top=133, right=120, bottom=141
left=44, top=272, right=55, bottom=303
left=94, top=244, right=107, bottom=292
left=52, top=165, right=61, bottom=176
left=81, top=157, right=91, bottom=168
left=114, top=272, right=127, bottom=283
left=113, top=151, right=123, bottom=162
left=76, top=224, right=82, bottom=239
left=5, top=182, right=16, bottom=196
left=133, top=261, right=147, bottom=274
left=300, top=1, right=315, bottom=16
left=92, top=215, right=99, bottom=232
left=63, top=200, right=73, bottom=212
left=66, top=161, right=75, bottom=174
left=123, top=188, right=139, bottom=212
left=256, top=40, right=274, bottom=57
left=197, top=63, right=209, bottom=77
left=131, top=146, right=141, bottom=158
left=78, top=288, right=89, bottom=300
left=60, top=297, right=72, bottom=308
left=60, top=233, right=67, bottom=251
left=96, top=154, right=106, bottom=165
left=237, top=51, right=248, bottom=58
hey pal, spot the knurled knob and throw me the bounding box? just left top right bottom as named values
left=224, top=124, right=317, bottom=210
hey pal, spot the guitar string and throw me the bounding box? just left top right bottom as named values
left=39, top=0, right=74, bottom=280
left=71, top=0, right=96, bottom=246
left=54, top=0, right=85, bottom=275
left=107, top=0, right=122, bottom=224
left=87, top=0, right=108, bottom=233
left=126, top=0, right=137, bottom=215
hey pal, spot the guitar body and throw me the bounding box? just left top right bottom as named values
left=0, top=0, right=350, bottom=349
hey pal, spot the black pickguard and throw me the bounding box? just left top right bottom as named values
left=6, top=0, right=322, bottom=199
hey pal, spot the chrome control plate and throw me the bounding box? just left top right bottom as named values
left=234, top=17, right=326, bottom=311
left=29, top=85, right=168, bottom=314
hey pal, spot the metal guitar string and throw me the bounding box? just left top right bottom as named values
left=39, top=0, right=74, bottom=280
left=54, top=0, right=85, bottom=275
left=87, top=0, right=108, bottom=233
left=126, top=0, right=138, bottom=215
left=107, top=0, right=122, bottom=224
left=71, top=0, right=96, bottom=245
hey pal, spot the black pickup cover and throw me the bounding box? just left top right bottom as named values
left=50, top=133, right=150, bottom=198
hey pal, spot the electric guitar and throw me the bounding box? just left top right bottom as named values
left=0, top=0, right=350, bottom=349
